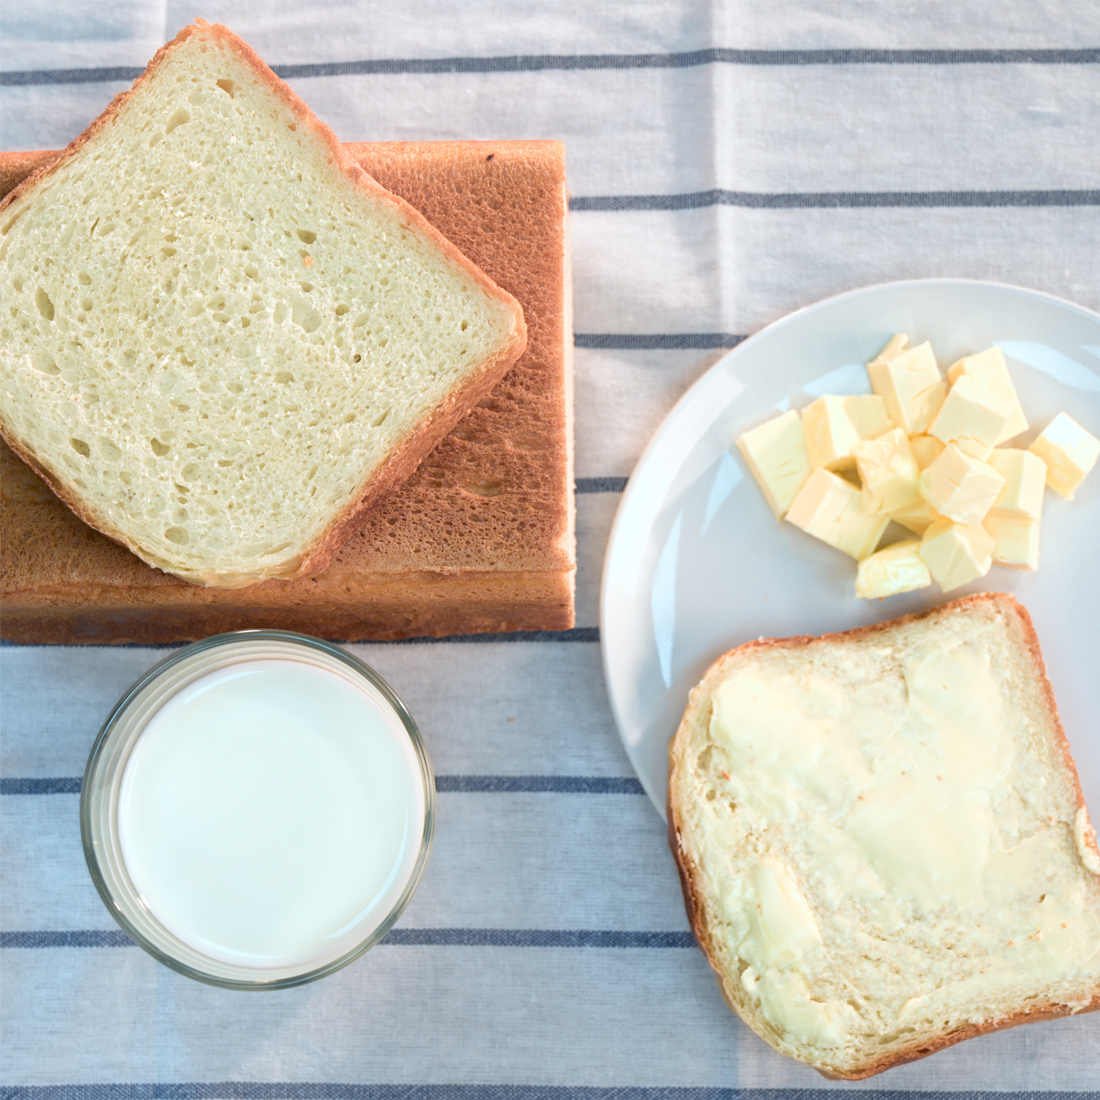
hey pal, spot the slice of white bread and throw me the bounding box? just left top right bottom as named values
left=0, top=22, right=526, bottom=587
left=668, top=593, right=1100, bottom=1079
left=0, top=140, right=574, bottom=643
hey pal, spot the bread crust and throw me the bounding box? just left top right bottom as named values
left=0, top=136, right=574, bottom=641
left=0, top=22, right=528, bottom=588
left=668, top=592, right=1100, bottom=1079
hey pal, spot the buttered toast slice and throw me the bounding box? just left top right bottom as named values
left=0, top=22, right=526, bottom=587
left=668, top=593, right=1100, bottom=1078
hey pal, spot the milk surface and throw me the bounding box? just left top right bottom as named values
left=117, top=657, right=426, bottom=968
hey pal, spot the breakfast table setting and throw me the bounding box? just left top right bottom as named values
left=3, top=0, right=1100, bottom=1096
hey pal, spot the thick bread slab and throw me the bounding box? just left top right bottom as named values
left=668, top=593, right=1100, bottom=1079
left=0, top=140, right=574, bottom=641
left=0, top=23, right=527, bottom=587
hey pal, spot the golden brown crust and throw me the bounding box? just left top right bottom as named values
left=0, top=136, right=573, bottom=640
left=667, top=592, right=1100, bottom=1079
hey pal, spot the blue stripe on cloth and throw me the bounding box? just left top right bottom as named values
left=370, top=627, right=600, bottom=645
left=574, top=333, right=744, bottom=350
left=0, top=627, right=599, bottom=650
left=434, top=775, right=644, bottom=794
left=383, top=929, right=695, bottom=947
left=0, top=776, right=82, bottom=794
left=3, top=46, right=1099, bottom=84
left=0, top=1087, right=1093, bottom=1100
left=570, top=189, right=1100, bottom=212
left=0, top=929, right=694, bottom=950
left=0, top=929, right=133, bottom=948
left=1, top=773, right=642, bottom=796
left=575, top=477, right=628, bottom=494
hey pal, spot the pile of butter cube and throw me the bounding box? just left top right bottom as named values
left=736, top=335, right=1100, bottom=599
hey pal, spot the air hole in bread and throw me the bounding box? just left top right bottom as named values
left=467, top=479, right=503, bottom=497
left=30, top=350, right=60, bottom=376
left=35, top=288, right=55, bottom=321
left=164, top=108, right=191, bottom=134
left=290, top=298, right=321, bottom=333
left=164, top=526, right=190, bottom=545
left=69, top=437, right=90, bottom=458
left=215, top=78, right=236, bottom=97
left=296, top=229, right=316, bottom=244
left=274, top=370, right=294, bottom=384
left=1, top=206, right=28, bottom=235
left=150, top=438, right=170, bottom=457
left=98, top=439, right=122, bottom=462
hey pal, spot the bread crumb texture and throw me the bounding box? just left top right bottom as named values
left=669, top=594, right=1100, bottom=1078
left=0, top=27, right=519, bottom=585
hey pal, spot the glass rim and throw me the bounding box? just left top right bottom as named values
left=80, top=628, right=436, bottom=990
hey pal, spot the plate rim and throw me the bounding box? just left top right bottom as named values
left=599, top=276, right=1100, bottom=815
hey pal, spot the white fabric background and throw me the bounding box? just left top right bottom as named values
left=2, top=1, right=1099, bottom=1095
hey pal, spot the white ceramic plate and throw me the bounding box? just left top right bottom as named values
left=600, top=279, right=1100, bottom=818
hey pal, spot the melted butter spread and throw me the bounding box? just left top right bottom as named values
left=703, top=627, right=1100, bottom=1049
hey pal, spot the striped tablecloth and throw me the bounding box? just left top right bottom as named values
left=3, top=2, right=1099, bottom=1096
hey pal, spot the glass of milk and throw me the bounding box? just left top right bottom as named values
left=81, top=631, right=435, bottom=988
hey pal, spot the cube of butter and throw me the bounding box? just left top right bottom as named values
left=786, top=468, right=890, bottom=559
left=869, top=333, right=909, bottom=364
left=919, top=518, right=995, bottom=592
left=867, top=339, right=946, bottom=435
left=855, top=539, right=932, bottom=599
left=909, top=434, right=945, bottom=471
left=953, top=437, right=994, bottom=462
left=889, top=496, right=940, bottom=536
left=946, top=346, right=1028, bottom=444
left=802, top=395, right=893, bottom=471
left=1029, top=412, right=1100, bottom=500
left=929, top=372, right=1012, bottom=451
left=853, top=427, right=920, bottom=513
left=983, top=512, right=1040, bottom=570
left=918, top=444, right=1007, bottom=525
left=986, top=448, right=1046, bottom=518
left=736, top=409, right=812, bottom=518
